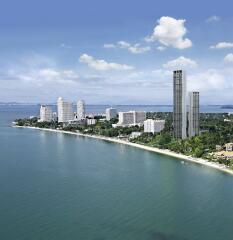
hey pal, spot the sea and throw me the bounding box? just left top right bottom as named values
left=0, top=105, right=233, bottom=240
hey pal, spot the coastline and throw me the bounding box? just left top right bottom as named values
left=14, top=125, right=233, bottom=176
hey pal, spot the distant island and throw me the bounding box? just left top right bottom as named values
left=221, top=105, right=233, bottom=109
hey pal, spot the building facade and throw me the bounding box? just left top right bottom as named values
left=144, top=119, right=165, bottom=134
left=57, top=97, right=74, bottom=123
left=40, top=105, right=53, bottom=122
left=117, top=111, right=146, bottom=127
left=188, top=92, right=200, bottom=137
left=173, top=70, right=187, bottom=139
left=86, top=118, right=97, bottom=125
left=106, top=107, right=117, bottom=121
left=77, top=100, right=85, bottom=120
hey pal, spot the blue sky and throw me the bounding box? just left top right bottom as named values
left=0, top=0, right=233, bottom=104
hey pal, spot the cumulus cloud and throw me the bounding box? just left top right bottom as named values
left=188, top=69, right=227, bottom=91
left=210, top=42, right=233, bottom=49
left=104, top=41, right=151, bottom=54
left=206, top=15, right=221, bottom=23
left=79, top=54, right=134, bottom=71
left=147, top=16, right=192, bottom=49
left=224, top=53, right=233, bottom=63
left=163, top=56, right=197, bottom=69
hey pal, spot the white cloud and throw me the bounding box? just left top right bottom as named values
left=163, top=56, right=197, bottom=69
left=147, top=16, right=192, bottom=49
left=103, top=43, right=116, bottom=48
left=104, top=41, right=151, bottom=54
left=157, top=46, right=166, bottom=51
left=79, top=54, right=134, bottom=71
left=224, top=53, right=233, bottom=63
left=118, top=41, right=131, bottom=48
left=206, top=15, right=221, bottom=23
left=188, top=69, right=227, bottom=91
left=210, top=42, right=233, bottom=49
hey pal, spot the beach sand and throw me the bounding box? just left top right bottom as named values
left=14, top=126, right=233, bottom=176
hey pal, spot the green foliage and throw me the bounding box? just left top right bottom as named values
left=15, top=112, right=233, bottom=167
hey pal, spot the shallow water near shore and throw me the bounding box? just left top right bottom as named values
left=1, top=105, right=233, bottom=240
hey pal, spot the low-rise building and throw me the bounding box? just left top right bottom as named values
left=87, top=118, right=97, bottom=125
left=40, top=105, right=53, bottom=122
left=216, top=145, right=222, bottom=151
left=225, top=143, right=233, bottom=152
left=130, top=132, right=142, bottom=139
left=144, top=119, right=165, bottom=134
left=106, top=107, right=117, bottom=121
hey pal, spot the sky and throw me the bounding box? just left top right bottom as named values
left=0, top=0, right=233, bottom=104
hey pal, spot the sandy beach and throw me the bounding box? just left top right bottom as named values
left=14, top=125, right=233, bottom=176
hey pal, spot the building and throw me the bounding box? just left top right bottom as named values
left=40, top=105, right=53, bottom=122
left=188, top=92, right=200, bottom=137
left=130, top=132, right=142, bottom=139
left=116, top=111, right=146, bottom=127
left=225, top=143, right=233, bottom=152
left=144, top=119, right=165, bottom=134
left=57, top=97, right=74, bottom=123
left=173, top=70, right=187, bottom=139
left=87, top=118, right=97, bottom=125
left=216, top=145, right=222, bottom=151
left=77, top=100, right=85, bottom=120
left=106, top=107, right=117, bottom=121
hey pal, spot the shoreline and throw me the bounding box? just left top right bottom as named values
left=14, top=125, right=233, bottom=176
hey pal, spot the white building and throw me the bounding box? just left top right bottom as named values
left=116, top=111, right=146, bottom=127
left=40, top=105, right=53, bottom=122
left=87, top=118, right=97, bottom=125
left=77, top=100, right=85, bottom=120
left=144, top=119, right=165, bottom=134
left=57, top=97, right=74, bottom=123
left=130, top=132, right=142, bottom=139
left=106, top=107, right=117, bottom=121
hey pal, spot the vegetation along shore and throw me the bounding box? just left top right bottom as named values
left=13, top=111, right=233, bottom=175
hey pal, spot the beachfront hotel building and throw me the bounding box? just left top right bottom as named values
left=173, top=70, right=187, bottom=139
left=57, top=97, right=74, bottom=123
left=106, top=107, right=117, bottom=121
left=115, top=111, right=146, bottom=127
left=144, top=119, right=165, bottom=134
left=77, top=100, right=85, bottom=120
left=188, top=91, right=200, bottom=137
left=40, top=105, right=53, bottom=122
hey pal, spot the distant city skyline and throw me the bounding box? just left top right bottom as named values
left=0, top=0, right=233, bottom=104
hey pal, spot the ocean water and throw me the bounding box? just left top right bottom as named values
left=0, top=105, right=233, bottom=240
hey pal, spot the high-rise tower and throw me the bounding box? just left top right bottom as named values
left=188, top=92, right=200, bottom=137
left=77, top=100, right=85, bottom=120
left=173, top=70, right=187, bottom=139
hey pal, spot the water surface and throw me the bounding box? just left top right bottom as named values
left=0, top=105, right=233, bottom=240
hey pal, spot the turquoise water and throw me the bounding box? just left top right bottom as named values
left=0, top=106, right=233, bottom=240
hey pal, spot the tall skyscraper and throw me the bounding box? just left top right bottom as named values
left=173, top=70, right=187, bottom=139
left=188, top=92, right=200, bottom=137
left=40, top=105, right=53, bottom=122
left=77, top=100, right=85, bottom=120
left=106, top=107, right=117, bottom=121
left=57, top=97, right=74, bottom=123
